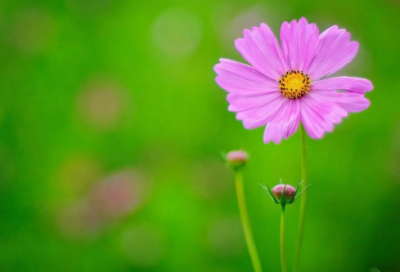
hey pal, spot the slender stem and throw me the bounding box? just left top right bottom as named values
left=281, top=206, right=287, bottom=272
left=293, top=123, right=308, bottom=272
left=235, top=171, right=263, bottom=272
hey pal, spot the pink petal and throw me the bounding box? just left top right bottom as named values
left=263, top=99, right=301, bottom=144
left=300, top=95, right=348, bottom=139
left=309, top=90, right=370, bottom=113
left=312, top=76, right=373, bottom=94
left=227, top=92, right=281, bottom=112
left=214, top=59, right=278, bottom=94
left=237, top=95, right=286, bottom=129
left=280, top=18, right=319, bottom=72
left=235, top=24, right=287, bottom=80
left=307, top=26, right=358, bottom=80
left=214, top=58, right=286, bottom=130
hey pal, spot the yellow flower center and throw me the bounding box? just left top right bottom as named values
left=279, top=70, right=311, bottom=99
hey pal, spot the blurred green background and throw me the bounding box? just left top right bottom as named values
left=0, top=0, right=399, bottom=271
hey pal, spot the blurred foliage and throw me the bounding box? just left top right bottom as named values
left=0, top=0, right=399, bottom=271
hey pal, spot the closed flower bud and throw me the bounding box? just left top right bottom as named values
left=226, top=150, right=248, bottom=171
left=272, top=184, right=296, bottom=201
left=260, top=180, right=309, bottom=207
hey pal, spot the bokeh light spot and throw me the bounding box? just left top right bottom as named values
left=77, top=79, right=130, bottom=131
left=9, top=8, right=55, bottom=55
left=89, top=169, right=146, bottom=218
left=151, top=8, right=202, bottom=59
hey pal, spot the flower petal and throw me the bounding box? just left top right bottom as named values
left=237, top=94, right=286, bottom=129
left=235, top=24, right=287, bottom=79
left=307, top=26, right=358, bottom=80
left=310, top=90, right=370, bottom=113
left=280, top=18, right=319, bottom=72
left=227, top=92, right=281, bottom=112
left=263, top=99, right=301, bottom=144
left=300, top=95, right=348, bottom=139
left=214, top=59, right=278, bottom=94
left=312, top=76, right=373, bottom=94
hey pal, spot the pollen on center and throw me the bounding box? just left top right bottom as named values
left=279, top=70, right=311, bottom=99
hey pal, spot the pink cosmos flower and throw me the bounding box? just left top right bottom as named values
left=214, top=18, right=373, bottom=144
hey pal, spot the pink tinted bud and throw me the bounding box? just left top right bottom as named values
left=272, top=184, right=296, bottom=200
left=226, top=150, right=249, bottom=170
left=226, top=150, right=248, bottom=163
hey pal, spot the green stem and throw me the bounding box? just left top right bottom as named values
left=293, top=123, right=308, bottom=272
left=281, top=206, right=287, bottom=272
left=235, top=171, right=263, bottom=272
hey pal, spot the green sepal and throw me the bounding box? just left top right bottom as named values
left=294, top=181, right=311, bottom=200
left=280, top=185, right=287, bottom=207
left=259, top=183, right=279, bottom=204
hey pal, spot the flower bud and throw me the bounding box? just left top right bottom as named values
left=226, top=150, right=248, bottom=171
left=271, top=184, right=296, bottom=201
left=260, top=180, right=309, bottom=207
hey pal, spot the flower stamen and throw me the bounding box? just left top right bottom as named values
left=279, top=70, right=311, bottom=99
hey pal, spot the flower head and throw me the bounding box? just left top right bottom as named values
left=225, top=150, right=249, bottom=171
left=272, top=184, right=296, bottom=201
left=214, top=18, right=373, bottom=144
left=260, top=180, right=309, bottom=207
